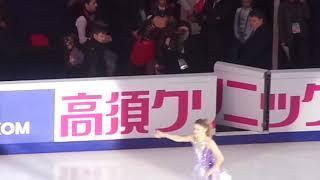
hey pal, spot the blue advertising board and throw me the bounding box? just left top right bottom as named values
left=0, top=90, right=55, bottom=144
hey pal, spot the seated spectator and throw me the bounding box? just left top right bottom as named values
left=84, top=22, right=117, bottom=77
left=238, top=9, right=272, bottom=69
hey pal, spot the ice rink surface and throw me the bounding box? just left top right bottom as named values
left=1, top=142, right=319, bottom=180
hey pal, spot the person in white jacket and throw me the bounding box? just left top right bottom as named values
left=230, top=0, right=254, bottom=61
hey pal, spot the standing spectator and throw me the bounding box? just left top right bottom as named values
left=155, top=24, right=179, bottom=75
left=177, top=0, right=209, bottom=73
left=308, top=0, right=320, bottom=67
left=201, top=0, right=236, bottom=68
left=278, top=0, right=311, bottom=68
left=155, top=21, right=192, bottom=74
left=130, top=0, right=148, bottom=35
left=148, top=0, right=180, bottom=17
left=170, top=0, right=181, bottom=20
left=63, top=0, right=100, bottom=78
left=254, top=0, right=274, bottom=23
left=150, top=0, right=173, bottom=17
left=179, top=0, right=201, bottom=34
left=84, top=22, right=116, bottom=77
left=230, top=0, right=254, bottom=62
left=152, top=0, right=180, bottom=74
left=99, top=0, right=138, bottom=76
left=149, top=0, right=178, bottom=26
left=130, top=0, right=181, bottom=75
left=75, top=0, right=98, bottom=45
left=130, top=13, right=168, bottom=75
left=238, top=10, right=272, bottom=69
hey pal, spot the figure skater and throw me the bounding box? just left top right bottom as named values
left=155, top=119, right=224, bottom=180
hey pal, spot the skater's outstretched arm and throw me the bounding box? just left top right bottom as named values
left=155, top=130, right=193, bottom=143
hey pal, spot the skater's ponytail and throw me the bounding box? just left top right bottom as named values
left=194, top=119, right=214, bottom=137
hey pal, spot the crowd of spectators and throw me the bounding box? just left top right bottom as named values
left=0, top=0, right=319, bottom=81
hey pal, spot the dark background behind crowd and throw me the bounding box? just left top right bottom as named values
left=0, top=0, right=319, bottom=81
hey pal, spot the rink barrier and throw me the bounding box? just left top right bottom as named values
left=215, top=62, right=320, bottom=133
left=0, top=74, right=216, bottom=154
left=1, top=63, right=320, bottom=154
left=214, top=62, right=268, bottom=132
left=268, top=69, right=320, bottom=132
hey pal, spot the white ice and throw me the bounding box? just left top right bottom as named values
left=0, top=142, right=319, bottom=180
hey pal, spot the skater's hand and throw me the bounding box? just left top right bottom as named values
left=155, top=130, right=165, bottom=138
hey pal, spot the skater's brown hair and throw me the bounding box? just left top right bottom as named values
left=194, top=119, right=214, bottom=137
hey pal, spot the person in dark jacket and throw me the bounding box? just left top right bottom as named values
left=238, top=9, right=272, bottom=69
left=201, top=0, right=236, bottom=66
left=84, top=22, right=117, bottom=77
left=278, top=0, right=310, bottom=68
